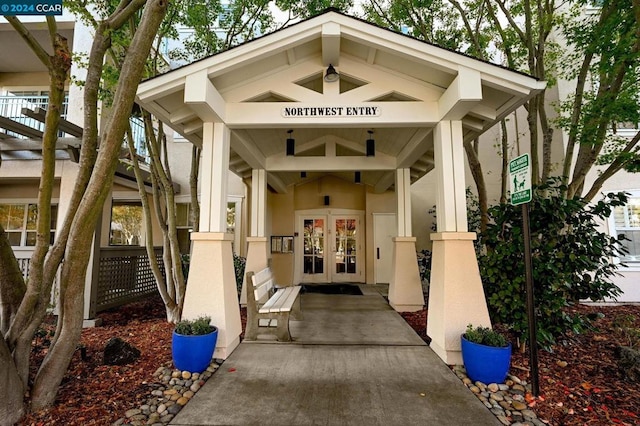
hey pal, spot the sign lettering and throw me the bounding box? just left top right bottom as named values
left=282, top=106, right=381, bottom=118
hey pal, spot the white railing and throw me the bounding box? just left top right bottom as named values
left=0, top=94, right=151, bottom=163
left=0, top=94, right=69, bottom=137
left=128, top=116, right=150, bottom=162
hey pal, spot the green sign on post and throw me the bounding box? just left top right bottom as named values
left=509, top=153, right=531, bottom=205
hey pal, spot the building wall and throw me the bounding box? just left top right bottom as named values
left=268, top=175, right=396, bottom=285
left=0, top=72, right=49, bottom=88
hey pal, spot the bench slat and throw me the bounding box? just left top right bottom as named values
left=277, top=286, right=301, bottom=313
left=259, top=287, right=290, bottom=313
left=259, top=286, right=301, bottom=313
left=254, top=278, right=275, bottom=301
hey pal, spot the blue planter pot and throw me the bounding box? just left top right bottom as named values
left=172, top=328, right=218, bottom=373
left=461, top=334, right=512, bottom=384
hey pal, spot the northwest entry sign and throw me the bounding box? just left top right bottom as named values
left=509, top=153, right=532, bottom=205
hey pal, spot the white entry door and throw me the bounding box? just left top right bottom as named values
left=298, top=211, right=363, bottom=283
left=373, top=213, right=396, bottom=284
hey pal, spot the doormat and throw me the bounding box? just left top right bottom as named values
left=301, top=284, right=363, bottom=295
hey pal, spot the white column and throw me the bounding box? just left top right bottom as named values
left=240, top=169, right=270, bottom=305
left=183, top=121, right=241, bottom=359
left=388, top=168, right=424, bottom=312
left=434, top=121, right=468, bottom=232
left=250, top=169, right=267, bottom=237
left=427, top=120, right=491, bottom=365
left=199, top=122, right=231, bottom=232
left=396, top=168, right=412, bottom=237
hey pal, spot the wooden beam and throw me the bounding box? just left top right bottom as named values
left=267, top=173, right=288, bottom=194
left=22, top=107, right=83, bottom=137
left=322, top=22, right=341, bottom=66
left=266, top=154, right=396, bottom=171
left=438, top=66, right=482, bottom=120
left=0, top=137, right=80, bottom=151
left=184, top=69, right=226, bottom=122
left=0, top=116, right=43, bottom=139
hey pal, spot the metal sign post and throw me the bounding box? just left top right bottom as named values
left=509, top=153, right=540, bottom=397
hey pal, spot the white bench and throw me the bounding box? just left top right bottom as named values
left=245, top=267, right=302, bottom=342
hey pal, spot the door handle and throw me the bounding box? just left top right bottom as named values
left=377, top=247, right=380, bottom=259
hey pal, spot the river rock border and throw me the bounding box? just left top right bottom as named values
left=112, top=359, right=223, bottom=426
left=452, top=365, right=547, bottom=426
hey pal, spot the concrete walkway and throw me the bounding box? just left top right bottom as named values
left=170, top=287, right=500, bottom=425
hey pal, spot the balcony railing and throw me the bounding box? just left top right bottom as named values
left=0, top=94, right=151, bottom=163
left=0, top=94, right=70, bottom=137
left=128, top=116, right=150, bottom=162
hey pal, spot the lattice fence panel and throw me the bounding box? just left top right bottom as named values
left=96, top=248, right=164, bottom=312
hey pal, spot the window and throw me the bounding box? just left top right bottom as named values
left=610, top=195, right=640, bottom=262
left=227, top=202, right=236, bottom=235
left=176, top=203, right=194, bottom=254
left=174, top=201, right=239, bottom=254
left=109, top=202, right=144, bottom=246
left=0, top=203, right=57, bottom=246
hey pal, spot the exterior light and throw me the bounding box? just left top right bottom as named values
left=286, top=129, right=295, bottom=156
left=366, top=130, right=375, bottom=157
left=324, top=64, right=340, bottom=82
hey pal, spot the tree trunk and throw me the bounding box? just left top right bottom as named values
left=0, top=225, right=26, bottom=335
left=0, top=335, right=24, bottom=426
left=190, top=145, right=201, bottom=233
left=500, top=119, right=509, bottom=204
left=464, top=138, right=488, bottom=233
left=29, top=0, right=169, bottom=410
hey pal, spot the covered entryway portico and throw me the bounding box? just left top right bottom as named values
left=136, top=9, right=544, bottom=363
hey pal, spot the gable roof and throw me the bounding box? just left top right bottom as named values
left=137, top=9, right=545, bottom=192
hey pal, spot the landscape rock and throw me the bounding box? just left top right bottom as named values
left=103, top=337, right=141, bottom=366
left=615, top=345, right=640, bottom=382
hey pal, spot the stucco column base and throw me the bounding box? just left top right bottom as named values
left=388, top=237, right=425, bottom=312
left=427, top=232, right=491, bottom=365
left=239, top=237, right=269, bottom=305
left=183, top=232, right=242, bottom=359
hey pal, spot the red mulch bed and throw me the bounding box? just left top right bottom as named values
left=21, top=296, right=173, bottom=426
left=401, top=304, right=640, bottom=425
left=18, top=297, right=640, bottom=425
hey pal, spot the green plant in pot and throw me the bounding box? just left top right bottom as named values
left=172, top=316, right=218, bottom=373
left=461, top=324, right=511, bottom=384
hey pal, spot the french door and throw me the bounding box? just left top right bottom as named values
left=297, top=210, right=363, bottom=283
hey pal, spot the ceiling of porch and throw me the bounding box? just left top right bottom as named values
left=137, top=9, right=545, bottom=194
left=0, top=21, right=75, bottom=73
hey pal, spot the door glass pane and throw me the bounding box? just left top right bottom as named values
left=303, top=219, right=324, bottom=274
left=335, top=218, right=357, bottom=274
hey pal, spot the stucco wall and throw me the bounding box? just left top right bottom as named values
left=0, top=180, right=58, bottom=199
left=0, top=72, right=50, bottom=88
left=293, top=175, right=366, bottom=211
left=268, top=175, right=368, bottom=285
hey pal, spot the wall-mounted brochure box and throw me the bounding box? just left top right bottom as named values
left=271, top=236, right=294, bottom=253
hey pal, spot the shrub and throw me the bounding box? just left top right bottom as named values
left=477, top=178, right=626, bottom=349
left=464, top=324, right=508, bottom=347
left=233, top=253, right=246, bottom=296
left=174, top=316, right=215, bottom=335
left=417, top=249, right=432, bottom=284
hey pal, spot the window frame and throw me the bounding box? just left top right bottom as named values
left=0, top=200, right=58, bottom=247
left=608, top=189, right=640, bottom=269
left=108, top=200, right=145, bottom=246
